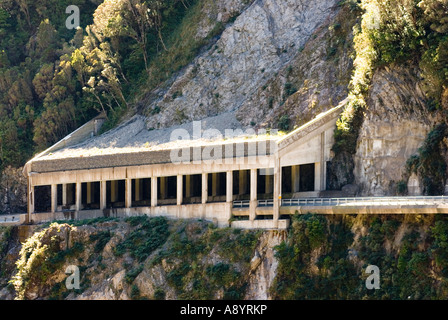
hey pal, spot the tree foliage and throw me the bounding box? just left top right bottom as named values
left=0, top=0, right=197, bottom=178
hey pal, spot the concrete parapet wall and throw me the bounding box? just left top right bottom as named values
left=0, top=213, right=27, bottom=226
left=231, top=219, right=289, bottom=230
left=279, top=205, right=448, bottom=215
left=29, top=202, right=232, bottom=228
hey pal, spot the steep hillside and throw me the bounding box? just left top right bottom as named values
left=2, top=214, right=448, bottom=300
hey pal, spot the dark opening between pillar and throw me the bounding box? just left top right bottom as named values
left=257, top=168, right=274, bottom=200
left=34, top=185, right=51, bottom=213
left=282, top=166, right=292, bottom=195
left=207, top=172, right=226, bottom=203
left=300, top=163, right=315, bottom=192
left=182, top=174, right=202, bottom=204
left=233, top=170, right=250, bottom=201
left=132, top=178, right=151, bottom=207
left=81, top=182, right=100, bottom=210
left=66, top=183, right=76, bottom=207
left=157, top=176, right=177, bottom=205
left=57, top=184, right=63, bottom=206
left=106, top=180, right=126, bottom=208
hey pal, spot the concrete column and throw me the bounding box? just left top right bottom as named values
left=185, top=175, right=191, bottom=198
left=250, top=169, right=257, bottom=201
left=86, top=182, right=92, bottom=204
left=111, top=180, right=118, bottom=203
left=100, top=180, right=107, bottom=210
left=320, top=131, right=326, bottom=191
left=135, top=179, right=141, bottom=202
left=212, top=173, right=218, bottom=196
left=314, top=162, right=322, bottom=191
left=292, top=165, right=300, bottom=193
left=265, top=169, right=273, bottom=194
left=273, top=156, right=281, bottom=225
left=75, top=182, right=82, bottom=211
left=249, top=169, right=257, bottom=221
left=202, top=173, right=208, bottom=204
left=160, top=177, right=167, bottom=200
left=125, top=179, right=132, bottom=208
left=226, top=171, right=233, bottom=203
left=28, top=184, right=34, bottom=216
left=62, top=183, right=67, bottom=206
left=151, top=177, right=157, bottom=207
left=51, top=184, right=57, bottom=213
left=177, top=175, right=183, bottom=205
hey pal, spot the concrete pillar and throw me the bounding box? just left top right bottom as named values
left=212, top=173, right=218, bottom=197
left=226, top=171, right=233, bottom=203
left=177, top=175, right=183, bottom=205
left=273, top=156, right=281, bottom=225
left=51, top=184, right=57, bottom=213
left=86, top=182, right=92, bottom=204
left=151, top=177, right=157, bottom=207
left=249, top=169, right=257, bottom=221
left=62, top=183, right=67, bottom=206
left=75, top=182, right=82, bottom=211
left=185, top=175, right=191, bottom=198
left=292, top=165, right=300, bottom=193
left=100, top=180, right=107, bottom=210
left=111, top=180, right=118, bottom=203
left=125, top=179, right=132, bottom=208
left=28, top=184, right=34, bottom=217
left=320, top=131, right=326, bottom=191
left=135, top=179, right=141, bottom=202
left=202, top=173, right=208, bottom=204
left=160, top=177, right=167, bottom=200
left=314, top=162, right=322, bottom=191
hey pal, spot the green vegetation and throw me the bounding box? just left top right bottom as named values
left=0, top=0, right=230, bottom=201
left=11, top=223, right=84, bottom=299
left=7, top=214, right=448, bottom=300
left=272, top=213, right=448, bottom=299
left=406, top=123, right=448, bottom=195
left=331, top=0, right=448, bottom=191
left=152, top=223, right=260, bottom=299
left=113, top=216, right=170, bottom=262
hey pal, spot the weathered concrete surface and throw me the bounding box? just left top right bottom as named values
left=354, top=66, right=437, bottom=196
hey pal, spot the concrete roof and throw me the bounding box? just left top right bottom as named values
left=23, top=102, right=346, bottom=175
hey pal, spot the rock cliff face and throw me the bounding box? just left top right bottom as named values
left=2, top=218, right=287, bottom=300
left=353, top=66, right=438, bottom=196
left=143, top=0, right=344, bottom=130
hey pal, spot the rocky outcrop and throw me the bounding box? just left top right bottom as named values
left=353, top=66, right=437, bottom=196
left=0, top=166, right=27, bottom=215
left=144, top=0, right=341, bottom=130
left=245, top=230, right=286, bottom=300
left=3, top=218, right=287, bottom=300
